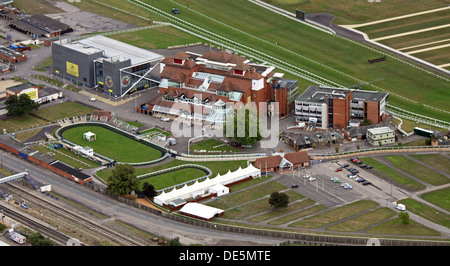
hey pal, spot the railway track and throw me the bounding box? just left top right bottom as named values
left=3, top=183, right=144, bottom=246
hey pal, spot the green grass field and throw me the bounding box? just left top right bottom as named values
left=384, top=155, right=449, bottom=186
left=139, top=167, right=207, bottom=190
left=262, top=0, right=449, bottom=25
left=359, top=157, right=426, bottom=191
left=61, top=125, right=163, bottom=163
left=399, top=197, right=450, bottom=227
left=420, top=187, right=450, bottom=212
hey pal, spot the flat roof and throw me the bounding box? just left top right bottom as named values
left=367, top=126, right=394, bottom=134
left=296, top=85, right=388, bottom=104
left=64, top=35, right=164, bottom=65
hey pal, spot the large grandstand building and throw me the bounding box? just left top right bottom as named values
left=51, top=36, right=164, bottom=97
left=136, top=50, right=298, bottom=126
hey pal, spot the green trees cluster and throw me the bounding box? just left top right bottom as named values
left=223, top=105, right=262, bottom=146
left=5, top=94, right=39, bottom=116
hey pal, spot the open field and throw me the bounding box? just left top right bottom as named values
left=189, top=139, right=240, bottom=153
left=129, top=0, right=450, bottom=120
left=138, top=167, right=208, bottom=190
left=353, top=6, right=450, bottom=70
left=408, top=154, right=450, bottom=176
left=262, top=0, right=450, bottom=25
left=60, top=125, right=163, bottom=163
left=399, top=198, right=450, bottom=227
left=420, top=187, right=450, bottom=212
left=384, top=155, right=449, bottom=186
left=359, top=157, right=426, bottom=191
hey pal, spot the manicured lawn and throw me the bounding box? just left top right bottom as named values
left=61, top=125, right=163, bottom=163
left=207, top=181, right=286, bottom=210
left=190, top=139, right=240, bottom=153
left=366, top=217, right=440, bottom=236
left=288, top=200, right=379, bottom=229
left=399, top=198, right=450, bottom=227
left=326, top=207, right=396, bottom=232
left=248, top=198, right=314, bottom=223
left=35, top=102, right=94, bottom=122
left=420, top=187, right=450, bottom=212
left=361, top=157, right=426, bottom=191
left=384, top=155, right=449, bottom=186
left=139, top=167, right=208, bottom=190
left=409, top=154, right=450, bottom=176
left=222, top=190, right=305, bottom=220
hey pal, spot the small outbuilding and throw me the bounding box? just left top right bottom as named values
left=83, top=131, right=96, bottom=142
left=179, top=202, right=224, bottom=221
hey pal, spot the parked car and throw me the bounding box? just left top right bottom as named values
left=291, top=184, right=299, bottom=188
left=347, top=174, right=357, bottom=179
left=341, top=183, right=353, bottom=189
left=352, top=158, right=360, bottom=163
left=360, top=164, right=367, bottom=168
left=342, top=163, right=350, bottom=168
left=357, top=177, right=366, bottom=183
left=161, top=117, right=171, bottom=122
left=89, top=97, right=96, bottom=102
left=362, top=181, right=372, bottom=186
left=335, top=168, right=343, bottom=172
left=366, top=165, right=373, bottom=169
left=355, top=160, right=362, bottom=164
left=308, top=177, right=316, bottom=182
left=330, top=177, right=339, bottom=181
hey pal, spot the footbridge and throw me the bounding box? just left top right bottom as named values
left=0, top=172, right=40, bottom=199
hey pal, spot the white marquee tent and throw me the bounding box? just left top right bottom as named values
left=153, top=164, right=261, bottom=206
left=179, top=202, right=224, bottom=221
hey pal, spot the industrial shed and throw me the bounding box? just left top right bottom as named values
left=179, top=202, right=224, bottom=221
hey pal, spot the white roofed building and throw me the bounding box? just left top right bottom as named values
left=153, top=164, right=260, bottom=208
left=179, top=203, right=224, bottom=221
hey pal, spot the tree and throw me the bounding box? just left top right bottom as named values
left=142, top=182, right=157, bottom=198
left=107, top=164, right=139, bottom=195
left=399, top=212, right=410, bottom=225
left=223, top=105, right=263, bottom=146
left=268, top=191, right=289, bottom=208
left=363, top=118, right=371, bottom=126
left=5, top=94, right=39, bottom=116
left=28, top=232, right=54, bottom=246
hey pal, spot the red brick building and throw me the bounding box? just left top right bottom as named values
left=295, top=86, right=389, bottom=129
left=137, top=50, right=298, bottom=126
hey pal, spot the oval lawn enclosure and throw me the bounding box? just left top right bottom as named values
left=60, top=124, right=165, bottom=164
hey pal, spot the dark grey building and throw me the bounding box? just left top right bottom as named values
left=52, top=36, right=163, bottom=97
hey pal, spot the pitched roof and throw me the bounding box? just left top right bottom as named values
left=284, top=151, right=310, bottom=164
left=200, top=50, right=246, bottom=64
left=254, top=155, right=283, bottom=169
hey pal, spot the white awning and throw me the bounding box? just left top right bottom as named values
left=179, top=203, right=223, bottom=220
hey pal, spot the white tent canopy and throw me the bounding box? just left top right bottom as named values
left=83, top=131, right=96, bottom=142
left=179, top=203, right=224, bottom=220
left=154, top=164, right=261, bottom=206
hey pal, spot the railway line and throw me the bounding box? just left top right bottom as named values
left=2, top=183, right=145, bottom=246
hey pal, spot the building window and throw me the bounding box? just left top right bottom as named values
left=174, top=59, right=183, bottom=65
left=233, top=69, right=243, bottom=75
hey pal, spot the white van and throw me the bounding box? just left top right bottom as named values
left=89, top=97, right=96, bottom=102
left=395, top=204, right=406, bottom=211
